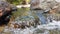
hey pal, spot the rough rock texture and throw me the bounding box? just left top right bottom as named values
left=30, top=0, right=60, bottom=10
left=30, top=0, right=60, bottom=21
left=0, top=1, right=17, bottom=26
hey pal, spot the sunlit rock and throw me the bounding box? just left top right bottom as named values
left=30, top=0, right=41, bottom=10
left=30, top=0, right=60, bottom=10
left=55, top=0, right=60, bottom=2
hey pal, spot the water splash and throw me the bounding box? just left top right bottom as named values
left=2, top=20, right=60, bottom=34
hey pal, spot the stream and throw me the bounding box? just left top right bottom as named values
left=1, top=8, right=60, bottom=34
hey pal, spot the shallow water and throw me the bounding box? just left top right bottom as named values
left=2, top=20, right=60, bottom=34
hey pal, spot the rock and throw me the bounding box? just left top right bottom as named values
left=30, top=0, right=60, bottom=10
left=10, top=4, right=17, bottom=11
left=0, top=26, right=5, bottom=32
left=55, top=0, right=60, bottom=2
left=0, top=1, right=17, bottom=26
left=30, top=0, right=41, bottom=10
left=30, top=0, right=60, bottom=20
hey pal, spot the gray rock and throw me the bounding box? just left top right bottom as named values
left=30, top=0, right=60, bottom=10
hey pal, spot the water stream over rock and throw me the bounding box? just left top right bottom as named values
left=1, top=8, right=60, bottom=34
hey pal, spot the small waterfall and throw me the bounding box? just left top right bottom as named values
left=36, top=13, right=47, bottom=24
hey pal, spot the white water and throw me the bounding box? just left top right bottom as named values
left=3, top=20, right=60, bottom=34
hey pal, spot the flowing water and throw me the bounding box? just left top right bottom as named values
left=1, top=8, right=60, bottom=34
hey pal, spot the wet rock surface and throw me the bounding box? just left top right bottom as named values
left=0, top=0, right=60, bottom=34
left=0, top=20, right=60, bottom=34
left=0, top=8, right=59, bottom=34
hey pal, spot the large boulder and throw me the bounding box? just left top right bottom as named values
left=30, top=0, right=60, bottom=10
left=0, top=1, right=17, bottom=26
